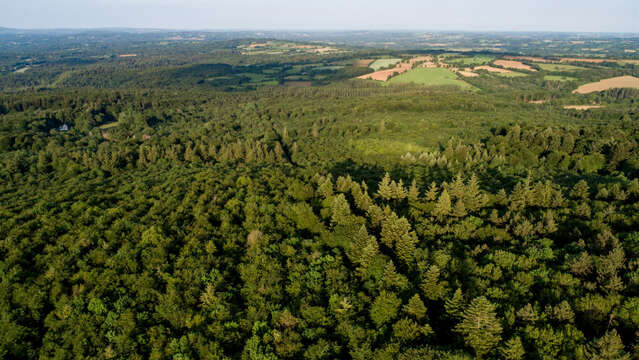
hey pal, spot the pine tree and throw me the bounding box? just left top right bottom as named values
left=348, top=225, right=371, bottom=263
left=380, top=212, right=411, bottom=248
left=408, top=179, right=419, bottom=203
left=425, top=182, right=439, bottom=202
left=403, top=294, right=428, bottom=320
left=392, top=179, right=407, bottom=200
left=464, top=173, right=483, bottom=212
left=356, top=236, right=379, bottom=280
left=433, top=189, right=452, bottom=220
left=449, top=173, right=465, bottom=201
left=382, top=261, right=409, bottom=290
left=501, top=336, right=525, bottom=360
left=421, top=265, right=447, bottom=300
left=587, top=330, right=629, bottom=360
left=331, top=194, right=352, bottom=226
left=445, top=288, right=464, bottom=319
left=370, top=291, right=402, bottom=327
left=317, top=175, right=334, bottom=198
left=395, top=230, right=418, bottom=265
left=452, top=198, right=467, bottom=218
left=455, top=296, right=502, bottom=359
left=377, top=172, right=393, bottom=201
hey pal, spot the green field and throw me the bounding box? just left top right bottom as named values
left=536, top=63, right=588, bottom=72
left=446, top=56, right=494, bottom=66
left=386, top=68, right=472, bottom=89
left=369, top=58, right=402, bottom=70
left=544, top=75, right=577, bottom=82
left=495, top=71, right=529, bottom=77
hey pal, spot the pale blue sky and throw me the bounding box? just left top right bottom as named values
left=3, top=0, right=638, bottom=32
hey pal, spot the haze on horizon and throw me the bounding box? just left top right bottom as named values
left=2, top=0, right=639, bottom=33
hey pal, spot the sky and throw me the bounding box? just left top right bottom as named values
left=2, top=0, right=639, bottom=33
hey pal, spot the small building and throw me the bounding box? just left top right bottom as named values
left=59, top=124, right=69, bottom=131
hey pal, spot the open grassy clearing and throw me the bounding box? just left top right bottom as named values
left=369, top=58, right=402, bottom=70
left=544, top=75, right=577, bottom=82
left=536, top=63, right=588, bottom=72
left=386, top=68, right=473, bottom=89
left=351, top=138, right=431, bottom=156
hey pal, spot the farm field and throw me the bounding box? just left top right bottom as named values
left=474, top=65, right=512, bottom=74
left=369, top=58, right=402, bottom=70
left=544, top=75, right=577, bottom=81
left=493, top=59, right=537, bottom=71
left=446, top=56, right=494, bottom=65
left=536, top=63, right=588, bottom=72
left=563, top=105, right=603, bottom=110
left=573, top=75, right=639, bottom=94
left=386, top=67, right=473, bottom=89
left=354, top=59, right=374, bottom=67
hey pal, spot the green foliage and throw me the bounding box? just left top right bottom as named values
left=455, top=297, right=502, bottom=359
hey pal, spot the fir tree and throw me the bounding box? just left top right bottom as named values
left=455, top=296, right=502, bottom=359
left=377, top=172, right=393, bottom=201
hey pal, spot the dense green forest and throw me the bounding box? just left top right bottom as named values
left=2, top=31, right=639, bottom=359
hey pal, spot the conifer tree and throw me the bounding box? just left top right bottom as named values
left=453, top=198, right=467, bottom=218
left=377, top=172, right=393, bottom=201
left=357, top=236, right=379, bottom=280
left=587, top=330, right=629, bottom=360
left=421, top=265, right=447, bottom=300
left=445, top=288, right=465, bottom=319
left=501, top=336, right=525, bottom=360
left=408, top=179, right=419, bottom=203
left=404, top=294, right=428, bottom=320
left=455, top=296, right=502, bottom=359
left=425, top=182, right=439, bottom=202
left=433, top=189, right=452, bottom=220
left=331, top=194, right=352, bottom=226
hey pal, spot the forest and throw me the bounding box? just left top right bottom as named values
left=2, top=30, right=639, bottom=359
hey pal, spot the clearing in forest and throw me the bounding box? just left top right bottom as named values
left=573, top=76, right=639, bottom=94
left=387, top=68, right=472, bottom=89
left=369, top=58, right=402, bottom=71
left=493, top=60, right=537, bottom=71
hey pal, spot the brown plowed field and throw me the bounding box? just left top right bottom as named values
left=493, top=60, right=537, bottom=71
left=573, top=76, right=639, bottom=94
left=474, top=65, right=512, bottom=74
left=355, top=59, right=374, bottom=67
left=357, top=62, right=412, bottom=81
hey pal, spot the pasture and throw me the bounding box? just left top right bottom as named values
left=536, top=63, right=587, bottom=72
left=544, top=75, right=577, bottom=82
left=369, top=58, right=402, bottom=70
left=386, top=68, right=473, bottom=89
